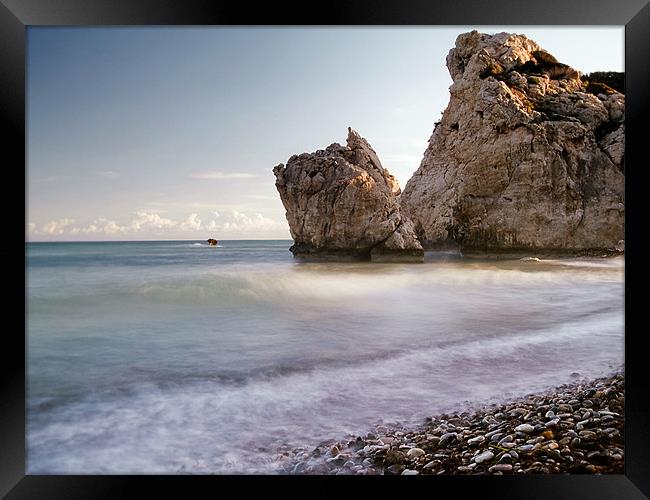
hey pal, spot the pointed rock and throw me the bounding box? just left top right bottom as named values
left=273, top=128, right=423, bottom=261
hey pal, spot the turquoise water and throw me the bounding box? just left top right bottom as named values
left=27, top=241, right=624, bottom=473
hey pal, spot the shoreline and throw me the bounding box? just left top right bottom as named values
left=279, top=371, right=624, bottom=475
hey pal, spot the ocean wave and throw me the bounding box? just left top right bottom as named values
left=27, top=309, right=622, bottom=474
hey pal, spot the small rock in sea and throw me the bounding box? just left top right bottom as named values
left=489, top=464, right=513, bottom=473
left=474, top=451, right=495, bottom=464
left=401, top=469, right=419, bottom=475
left=515, top=424, right=535, bottom=433
left=407, top=448, right=425, bottom=459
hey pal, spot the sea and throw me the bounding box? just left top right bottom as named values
left=26, top=240, right=625, bottom=473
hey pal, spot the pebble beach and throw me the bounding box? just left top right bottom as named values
left=280, top=371, right=625, bottom=475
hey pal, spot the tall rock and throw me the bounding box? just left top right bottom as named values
left=273, top=128, right=424, bottom=262
left=400, top=31, right=625, bottom=254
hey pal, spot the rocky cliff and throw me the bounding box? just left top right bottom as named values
left=273, top=128, right=424, bottom=261
left=400, top=31, right=625, bottom=254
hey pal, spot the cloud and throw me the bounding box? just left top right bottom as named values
left=30, top=210, right=289, bottom=239
left=100, top=171, right=120, bottom=179
left=80, top=218, right=125, bottom=234
left=128, top=212, right=177, bottom=231
left=180, top=213, right=201, bottom=231
left=41, top=218, right=75, bottom=235
left=190, top=171, right=257, bottom=180
left=205, top=211, right=286, bottom=236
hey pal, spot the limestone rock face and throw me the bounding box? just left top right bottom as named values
left=400, top=31, right=625, bottom=253
left=273, top=128, right=423, bottom=261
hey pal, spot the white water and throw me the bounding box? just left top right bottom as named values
left=26, top=242, right=624, bottom=473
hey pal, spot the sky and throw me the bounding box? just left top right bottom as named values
left=26, top=26, right=624, bottom=241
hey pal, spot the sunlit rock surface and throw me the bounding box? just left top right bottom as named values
left=273, top=128, right=423, bottom=262
left=400, top=31, right=625, bottom=254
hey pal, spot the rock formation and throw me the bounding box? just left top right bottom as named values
left=273, top=128, right=424, bottom=262
left=400, top=31, right=625, bottom=254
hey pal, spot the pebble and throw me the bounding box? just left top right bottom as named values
left=489, top=433, right=504, bottom=443
left=468, top=436, right=486, bottom=445
left=386, top=464, right=403, bottom=475
left=406, top=448, right=425, bottom=459
left=285, top=372, right=624, bottom=476
left=439, top=433, right=457, bottom=446
left=515, top=424, right=535, bottom=433
left=474, top=451, right=495, bottom=464
left=489, top=464, right=513, bottom=473
left=401, top=469, right=419, bottom=475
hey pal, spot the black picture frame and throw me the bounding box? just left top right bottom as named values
left=3, top=0, right=648, bottom=497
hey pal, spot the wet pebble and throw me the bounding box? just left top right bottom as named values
left=515, top=424, right=535, bottom=433
left=407, top=448, right=425, bottom=459
left=474, top=451, right=494, bottom=464
left=489, top=464, right=513, bottom=473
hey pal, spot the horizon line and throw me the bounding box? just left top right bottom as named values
left=26, top=238, right=294, bottom=243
